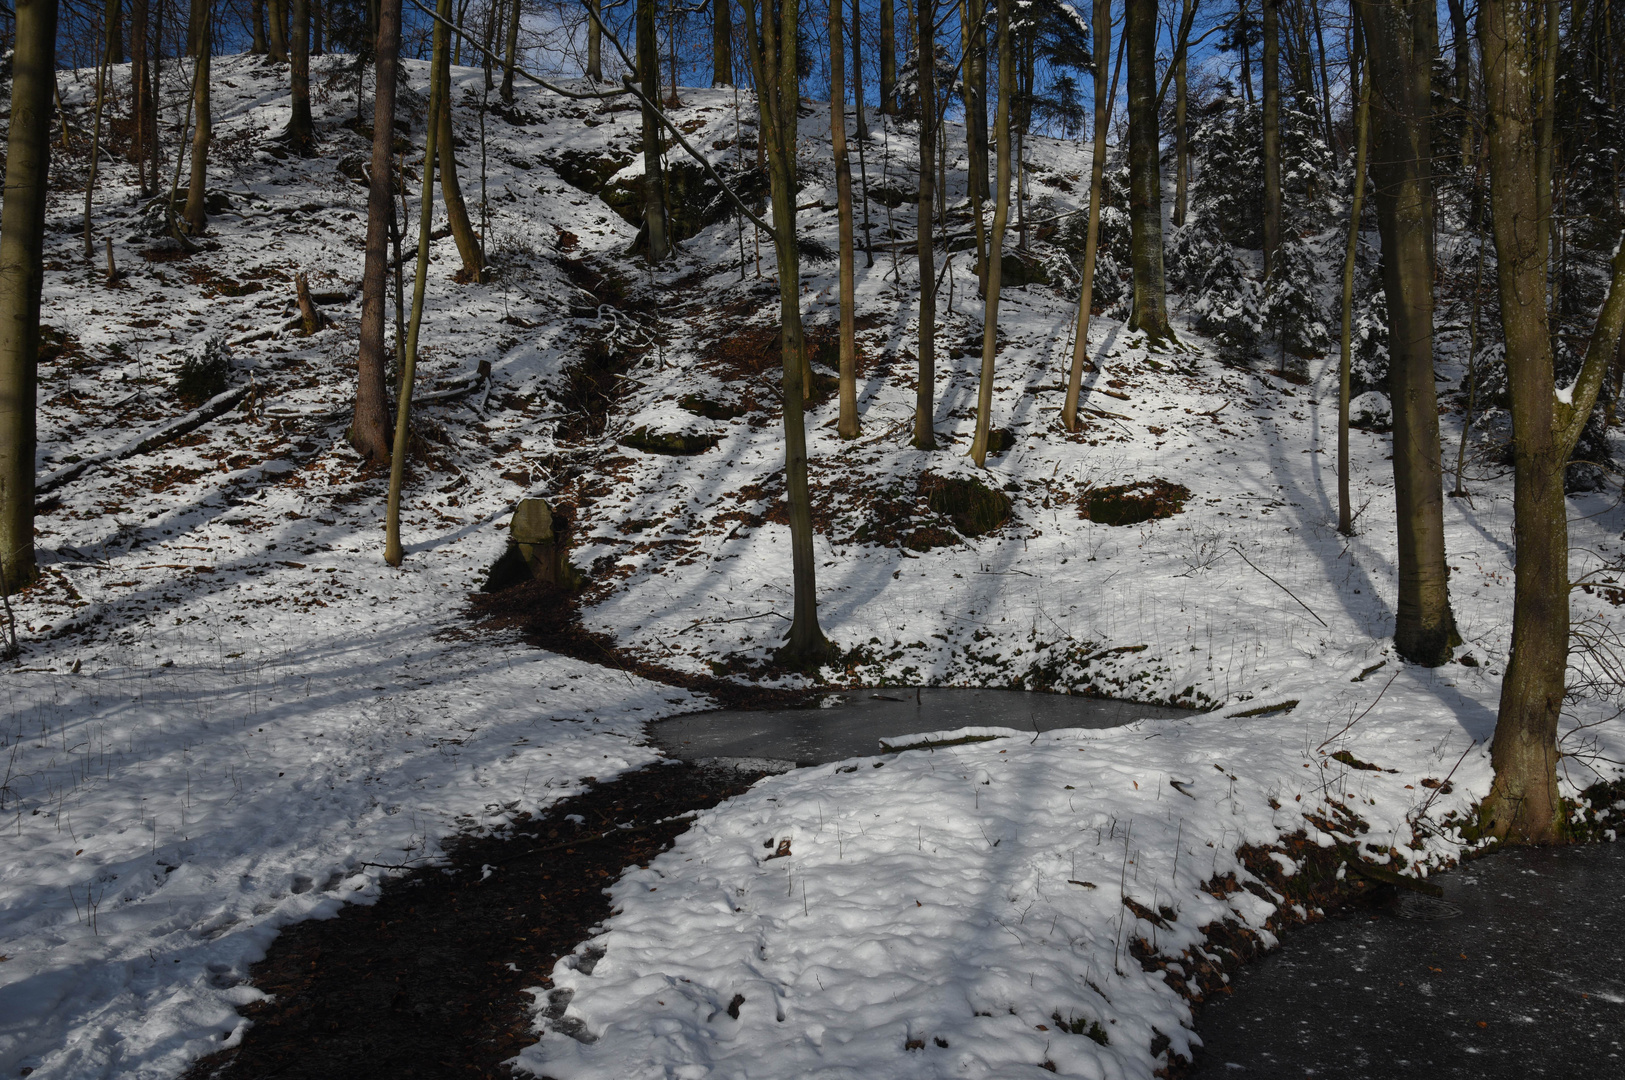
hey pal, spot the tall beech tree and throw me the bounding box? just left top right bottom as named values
left=1124, top=0, right=1171, bottom=342
left=1359, top=0, right=1457, bottom=665
left=1478, top=0, right=1625, bottom=843
left=1061, top=0, right=1108, bottom=433
left=968, top=0, right=1012, bottom=467
left=713, top=0, right=732, bottom=85
left=502, top=0, right=523, bottom=101
left=743, top=0, right=833, bottom=662
left=880, top=0, right=897, bottom=112
left=130, top=0, right=155, bottom=192
left=269, top=0, right=289, bottom=60
left=183, top=0, right=213, bottom=234
left=830, top=0, right=859, bottom=438
left=287, top=0, right=317, bottom=153
left=355, top=0, right=402, bottom=463
left=637, top=0, right=670, bottom=261
left=1261, top=0, right=1280, bottom=276
left=0, top=0, right=56, bottom=595
left=1336, top=22, right=1370, bottom=537
left=910, top=0, right=938, bottom=449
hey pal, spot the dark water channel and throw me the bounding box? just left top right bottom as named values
left=1192, top=842, right=1625, bottom=1078
left=650, top=688, right=1193, bottom=766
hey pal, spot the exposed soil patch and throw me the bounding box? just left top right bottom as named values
left=182, top=761, right=769, bottom=1080
left=1079, top=479, right=1191, bottom=527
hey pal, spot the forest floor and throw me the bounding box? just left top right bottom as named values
left=1, top=53, right=1623, bottom=1080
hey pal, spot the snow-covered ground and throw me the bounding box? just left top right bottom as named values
left=2, top=52, right=1621, bottom=1080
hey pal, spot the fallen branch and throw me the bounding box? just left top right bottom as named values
left=1230, top=545, right=1329, bottom=628
left=36, top=382, right=253, bottom=501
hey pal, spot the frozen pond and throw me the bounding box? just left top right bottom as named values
left=650, top=687, right=1194, bottom=766
left=1192, top=841, right=1625, bottom=1077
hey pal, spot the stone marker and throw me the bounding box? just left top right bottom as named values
left=510, top=498, right=557, bottom=584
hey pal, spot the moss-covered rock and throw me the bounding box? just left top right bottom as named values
left=679, top=394, right=747, bottom=421
left=1079, top=479, right=1191, bottom=526
left=620, top=426, right=721, bottom=456
left=920, top=472, right=1012, bottom=537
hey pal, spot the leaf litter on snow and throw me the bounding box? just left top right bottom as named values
left=2, top=47, right=1623, bottom=1080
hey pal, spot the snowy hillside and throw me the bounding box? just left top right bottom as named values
left=1, top=53, right=1621, bottom=1080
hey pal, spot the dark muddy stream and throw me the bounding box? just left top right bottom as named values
left=1192, top=841, right=1625, bottom=1078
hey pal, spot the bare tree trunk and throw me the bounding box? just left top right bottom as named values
left=968, top=0, right=1010, bottom=467
left=287, top=0, right=317, bottom=154
left=501, top=0, right=521, bottom=101
left=744, top=0, right=832, bottom=662
left=1238, top=0, right=1253, bottom=102
left=183, top=0, right=212, bottom=234
left=1446, top=0, right=1471, bottom=172
left=1061, top=0, right=1108, bottom=433
left=714, top=0, right=732, bottom=85
left=131, top=0, right=153, bottom=191
left=1172, top=0, right=1189, bottom=227
left=961, top=0, right=987, bottom=203
left=269, top=0, right=289, bottom=61
left=880, top=0, right=896, bottom=113
left=638, top=0, right=670, bottom=261
left=104, top=0, right=124, bottom=61
left=1360, top=0, right=1457, bottom=666
left=436, top=56, right=486, bottom=281
left=1125, top=0, right=1172, bottom=342
left=1337, top=28, right=1370, bottom=536
left=831, top=0, right=859, bottom=438
left=0, top=0, right=56, bottom=595
left=910, top=0, right=937, bottom=449
left=1534, top=0, right=1556, bottom=294
left=587, top=0, right=601, bottom=81
left=386, top=0, right=449, bottom=567
left=852, top=0, right=868, bottom=140
left=83, top=9, right=116, bottom=259
left=1478, top=0, right=1625, bottom=844
left=1262, top=0, right=1281, bottom=276
left=355, top=0, right=401, bottom=463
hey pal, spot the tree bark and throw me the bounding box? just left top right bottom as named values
left=744, top=0, right=832, bottom=662
left=1445, top=0, right=1471, bottom=172
left=714, top=0, right=733, bottom=85
left=852, top=0, right=868, bottom=141
left=1478, top=0, right=1625, bottom=844
left=638, top=0, right=670, bottom=261
left=83, top=9, right=116, bottom=259
left=831, top=0, right=859, bottom=438
left=1262, top=0, right=1281, bottom=276
left=355, top=0, right=401, bottom=464
left=968, top=0, right=1011, bottom=467
left=183, top=0, right=212, bottom=234
left=1061, top=0, right=1108, bottom=433
left=0, top=0, right=55, bottom=595
left=1337, top=28, right=1370, bottom=536
left=251, top=0, right=267, bottom=53
left=961, top=0, right=987, bottom=203
left=130, top=0, right=153, bottom=191
left=910, top=0, right=937, bottom=449
left=269, top=0, right=289, bottom=61
left=1359, top=0, right=1457, bottom=666
left=436, top=56, right=486, bottom=281
left=104, top=0, right=124, bottom=62
left=501, top=0, right=521, bottom=101
left=1172, top=0, right=1189, bottom=227
left=1124, top=0, right=1172, bottom=342
left=880, top=0, right=897, bottom=113
left=587, top=0, right=602, bottom=81
left=386, top=0, right=449, bottom=567
left=288, top=0, right=317, bottom=154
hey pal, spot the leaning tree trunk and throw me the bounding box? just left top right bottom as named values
left=714, top=0, right=732, bottom=85
left=287, top=0, right=316, bottom=154
left=637, top=0, right=670, bottom=261
left=183, top=0, right=212, bottom=234
left=1337, top=28, right=1371, bottom=537
left=1061, top=0, right=1108, bottom=433
left=910, top=0, right=938, bottom=449
left=746, top=0, right=832, bottom=663
left=1124, top=0, right=1172, bottom=343
left=1478, top=0, right=1625, bottom=844
left=968, top=0, right=1011, bottom=467
left=831, top=0, right=859, bottom=438
left=880, top=0, right=896, bottom=113
left=436, top=43, right=485, bottom=281
left=268, top=0, right=289, bottom=60
left=386, top=0, right=448, bottom=567
left=355, top=0, right=402, bottom=463
left=0, top=0, right=56, bottom=596
left=501, top=0, right=521, bottom=102
left=1359, top=0, right=1457, bottom=666
left=1262, top=0, right=1281, bottom=277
